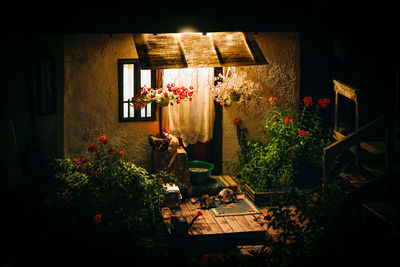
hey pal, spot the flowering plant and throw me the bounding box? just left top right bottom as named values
left=131, top=83, right=195, bottom=109
left=233, top=96, right=334, bottom=192
left=209, top=71, right=263, bottom=106
left=53, top=135, right=181, bottom=234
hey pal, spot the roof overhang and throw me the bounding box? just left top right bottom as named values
left=133, top=32, right=268, bottom=69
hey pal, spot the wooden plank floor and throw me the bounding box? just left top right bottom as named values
left=162, top=200, right=273, bottom=240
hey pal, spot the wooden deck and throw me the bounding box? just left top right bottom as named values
left=162, top=199, right=277, bottom=245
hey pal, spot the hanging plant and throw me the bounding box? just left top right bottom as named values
left=209, top=70, right=263, bottom=106
left=131, top=83, right=195, bottom=110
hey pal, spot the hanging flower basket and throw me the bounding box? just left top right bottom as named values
left=209, top=70, right=263, bottom=106
left=158, top=98, right=170, bottom=107
left=230, top=92, right=241, bottom=102
left=131, top=83, right=195, bottom=110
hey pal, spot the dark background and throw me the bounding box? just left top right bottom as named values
left=1, top=1, right=399, bottom=265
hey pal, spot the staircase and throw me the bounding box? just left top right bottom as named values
left=323, top=80, right=399, bottom=201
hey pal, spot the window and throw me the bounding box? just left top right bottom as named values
left=36, top=57, right=56, bottom=116
left=118, top=59, right=156, bottom=122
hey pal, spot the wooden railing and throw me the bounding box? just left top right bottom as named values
left=323, top=112, right=396, bottom=190
left=333, top=80, right=360, bottom=165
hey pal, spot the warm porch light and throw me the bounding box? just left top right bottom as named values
left=177, top=26, right=198, bottom=33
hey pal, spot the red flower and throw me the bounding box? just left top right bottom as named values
left=302, top=96, right=313, bottom=106
left=233, top=117, right=241, bottom=126
left=119, top=150, right=124, bottom=156
left=284, top=117, right=293, bottom=124
left=93, top=214, right=102, bottom=224
left=73, top=158, right=80, bottom=164
left=134, top=105, right=139, bottom=110
left=176, top=99, right=180, bottom=104
left=90, top=170, right=98, bottom=177
left=318, top=98, right=331, bottom=108
left=98, top=136, right=108, bottom=145
left=164, top=92, right=169, bottom=98
left=288, top=150, right=295, bottom=157
left=298, top=129, right=308, bottom=137
left=197, top=210, right=203, bottom=217
left=80, top=157, right=88, bottom=163
left=141, top=103, right=146, bottom=107
left=107, top=147, right=115, bottom=153
left=268, top=96, right=278, bottom=105
left=280, top=178, right=285, bottom=183
left=88, top=143, right=97, bottom=152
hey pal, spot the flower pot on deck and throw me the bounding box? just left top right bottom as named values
left=243, top=184, right=288, bottom=206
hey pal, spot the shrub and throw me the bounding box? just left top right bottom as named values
left=234, top=96, right=334, bottom=192
left=53, top=136, right=181, bottom=235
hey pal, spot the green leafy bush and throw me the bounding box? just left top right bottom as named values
left=234, top=96, right=334, bottom=192
left=53, top=136, right=181, bottom=234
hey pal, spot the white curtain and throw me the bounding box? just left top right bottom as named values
left=162, top=68, right=214, bottom=146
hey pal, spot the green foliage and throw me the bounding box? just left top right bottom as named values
left=53, top=136, right=181, bottom=235
left=259, top=178, right=353, bottom=266
left=234, top=96, right=334, bottom=192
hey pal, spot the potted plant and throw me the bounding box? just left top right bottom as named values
left=233, top=96, right=333, bottom=205
left=209, top=70, right=263, bottom=106
left=131, top=83, right=195, bottom=110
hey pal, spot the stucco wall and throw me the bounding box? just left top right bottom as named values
left=64, top=34, right=158, bottom=169
left=63, top=33, right=299, bottom=172
left=222, top=32, right=300, bottom=173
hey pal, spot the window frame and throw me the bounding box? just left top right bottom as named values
left=118, top=59, right=157, bottom=122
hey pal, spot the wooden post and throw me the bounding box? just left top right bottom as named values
left=323, top=150, right=328, bottom=192
left=334, top=91, right=338, bottom=132
left=355, top=99, right=359, bottom=168
left=385, top=123, right=395, bottom=171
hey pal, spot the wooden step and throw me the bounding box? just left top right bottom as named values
left=361, top=164, right=388, bottom=179
left=339, top=172, right=370, bottom=188
left=360, top=139, right=400, bottom=155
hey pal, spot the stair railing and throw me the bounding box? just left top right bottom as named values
left=333, top=80, right=360, bottom=166
left=323, top=112, right=396, bottom=191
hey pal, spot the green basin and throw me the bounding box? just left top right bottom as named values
left=188, top=161, right=214, bottom=185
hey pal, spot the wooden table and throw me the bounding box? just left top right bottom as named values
left=161, top=200, right=277, bottom=246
